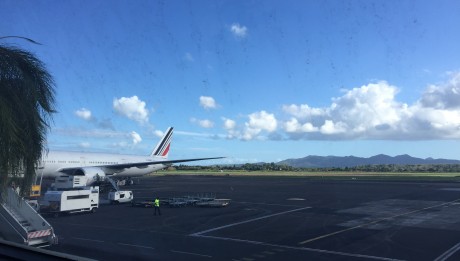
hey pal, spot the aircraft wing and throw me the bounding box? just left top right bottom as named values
left=103, top=157, right=225, bottom=170
left=57, top=157, right=225, bottom=175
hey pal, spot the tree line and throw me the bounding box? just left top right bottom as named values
left=175, top=163, right=460, bottom=173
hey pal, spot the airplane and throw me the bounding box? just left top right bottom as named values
left=37, top=127, right=223, bottom=186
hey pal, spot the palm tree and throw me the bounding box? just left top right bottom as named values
left=0, top=44, right=56, bottom=197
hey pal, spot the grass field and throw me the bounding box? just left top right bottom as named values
left=154, top=170, right=460, bottom=181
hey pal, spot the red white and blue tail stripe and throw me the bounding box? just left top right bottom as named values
left=151, top=127, right=173, bottom=158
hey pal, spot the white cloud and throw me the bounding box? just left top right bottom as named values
left=221, top=117, right=239, bottom=139
left=282, top=104, right=326, bottom=120
left=242, top=111, right=277, bottom=140
left=223, top=118, right=236, bottom=130
left=230, top=23, right=248, bottom=38
left=329, top=81, right=405, bottom=133
left=111, top=141, right=129, bottom=148
left=281, top=81, right=406, bottom=138
left=320, top=120, right=347, bottom=135
left=54, top=128, right=126, bottom=138
left=199, top=119, right=214, bottom=128
left=79, top=142, right=91, bottom=148
left=191, top=118, right=214, bottom=128
left=130, top=131, right=142, bottom=145
left=221, top=73, right=460, bottom=141
left=419, top=72, right=460, bottom=109
left=284, top=118, right=318, bottom=133
left=113, top=96, right=149, bottom=124
left=279, top=75, right=460, bottom=140
left=75, top=108, right=92, bottom=121
left=74, top=108, right=114, bottom=130
left=153, top=130, right=164, bottom=138
left=54, top=128, right=144, bottom=148
left=175, top=130, right=219, bottom=138
left=199, top=96, right=217, bottom=109
left=246, top=111, right=277, bottom=132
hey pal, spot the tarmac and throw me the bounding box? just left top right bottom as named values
left=45, top=175, right=460, bottom=260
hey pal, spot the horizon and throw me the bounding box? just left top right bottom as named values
left=2, top=1, right=460, bottom=164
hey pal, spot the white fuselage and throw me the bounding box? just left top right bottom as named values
left=37, top=151, right=167, bottom=179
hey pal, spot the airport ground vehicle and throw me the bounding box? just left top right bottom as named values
left=108, top=190, right=133, bottom=204
left=39, top=187, right=99, bottom=216
left=0, top=188, right=57, bottom=247
left=25, top=185, right=42, bottom=212
left=131, top=200, right=154, bottom=208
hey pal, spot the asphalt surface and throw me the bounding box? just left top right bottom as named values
left=45, top=175, right=460, bottom=261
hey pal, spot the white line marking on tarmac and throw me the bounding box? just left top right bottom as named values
left=53, top=222, right=183, bottom=237
left=73, top=237, right=104, bottom=243
left=130, top=187, right=171, bottom=191
left=434, top=241, right=460, bottom=261
left=440, top=188, right=460, bottom=192
left=299, top=198, right=460, bottom=245
left=191, top=206, right=311, bottom=236
left=118, top=243, right=155, bottom=250
left=195, top=235, right=404, bottom=261
left=287, top=198, right=305, bottom=201
left=170, top=250, right=212, bottom=258
left=233, top=201, right=304, bottom=207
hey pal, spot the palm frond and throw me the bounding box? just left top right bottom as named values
left=0, top=44, right=56, bottom=196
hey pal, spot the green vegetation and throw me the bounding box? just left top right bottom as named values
left=175, top=163, right=460, bottom=173
left=168, top=163, right=460, bottom=181
left=0, top=43, right=56, bottom=196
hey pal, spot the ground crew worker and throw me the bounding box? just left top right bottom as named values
left=154, top=197, right=161, bottom=216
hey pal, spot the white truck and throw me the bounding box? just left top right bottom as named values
left=40, top=186, right=99, bottom=217
left=108, top=190, right=134, bottom=204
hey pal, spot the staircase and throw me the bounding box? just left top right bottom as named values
left=106, top=176, right=120, bottom=191
left=0, top=188, right=56, bottom=247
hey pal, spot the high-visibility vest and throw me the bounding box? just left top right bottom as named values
left=154, top=199, right=160, bottom=207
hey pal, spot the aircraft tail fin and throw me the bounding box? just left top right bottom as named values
left=151, top=127, right=173, bottom=158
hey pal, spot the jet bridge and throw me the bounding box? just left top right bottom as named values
left=0, top=188, right=57, bottom=247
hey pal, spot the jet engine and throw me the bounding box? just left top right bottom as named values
left=73, top=167, right=106, bottom=185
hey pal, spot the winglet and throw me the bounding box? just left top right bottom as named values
left=151, top=127, right=173, bottom=158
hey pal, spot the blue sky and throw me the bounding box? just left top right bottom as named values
left=2, top=0, right=460, bottom=164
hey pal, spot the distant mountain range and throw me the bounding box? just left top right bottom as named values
left=276, top=154, right=460, bottom=168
